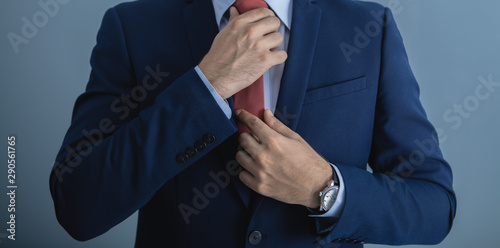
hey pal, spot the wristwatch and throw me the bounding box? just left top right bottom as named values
left=319, top=169, right=339, bottom=212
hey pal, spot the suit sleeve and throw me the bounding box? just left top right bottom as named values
left=49, top=7, right=238, bottom=241
left=319, top=8, right=457, bottom=245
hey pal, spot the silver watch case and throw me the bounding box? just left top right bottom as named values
left=320, top=185, right=339, bottom=212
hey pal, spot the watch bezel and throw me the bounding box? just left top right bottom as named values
left=320, top=185, right=339, bottom=211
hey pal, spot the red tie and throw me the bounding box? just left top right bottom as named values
left=233, top=0, right=269, bottom=133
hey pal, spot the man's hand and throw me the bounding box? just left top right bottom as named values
left=235, top=109, right=333, bottom=208
left=198, top=7, right=287, bottom=99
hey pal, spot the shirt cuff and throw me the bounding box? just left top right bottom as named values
left=309, top=163, right=346, bottom=218
left=194, top=65, right=232, bottom=119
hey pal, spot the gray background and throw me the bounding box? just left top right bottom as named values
left=0, top=0, right=498, bottom=247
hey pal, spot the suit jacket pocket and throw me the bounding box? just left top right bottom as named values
left=303, top=76, right=367, bottom=105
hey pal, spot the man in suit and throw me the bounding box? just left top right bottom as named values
left=50, top=0, right=456, bottom=247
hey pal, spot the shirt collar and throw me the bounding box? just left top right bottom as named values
left=212, top=0, right=292, bottom=29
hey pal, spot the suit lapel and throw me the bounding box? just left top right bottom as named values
left=252, top=0, right=322, bottom=214
left=274, top=0, right=322, bottom=131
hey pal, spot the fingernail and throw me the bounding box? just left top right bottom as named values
left=235, top=109, right=242, bottom=116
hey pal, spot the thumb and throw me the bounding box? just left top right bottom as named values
left=228, top=6, right=240, bottom=22
left=263, top=109, right=297, bottom=139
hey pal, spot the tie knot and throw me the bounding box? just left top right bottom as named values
left=233, top=0, right=269, bottom=13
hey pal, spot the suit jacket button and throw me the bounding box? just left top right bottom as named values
left=354, top=240, right=365, bottom=244
left=194, top=141, right=206, bottom=151
left=176, top=153, right=188, bottom=164
left=203, top=133, right=216, bottom=144
left=248, top=231, right=262, bottom=245
left=185, top=147, right=197, bottom=158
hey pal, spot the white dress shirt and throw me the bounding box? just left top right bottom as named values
left=194, top=0, right=345, bottom=219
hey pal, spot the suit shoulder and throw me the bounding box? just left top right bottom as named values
left=98, top=0, right=187, bottom=36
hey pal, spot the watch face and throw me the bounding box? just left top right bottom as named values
left=321, top=186, right=339, bottom=211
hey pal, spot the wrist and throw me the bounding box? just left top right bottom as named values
left=198, top=62, right=230, bottom=99
left=305, top=161, right=334, bottom=208
left=211, top=81, right=231, bottom=100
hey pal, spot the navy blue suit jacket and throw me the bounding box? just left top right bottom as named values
left=50, top=0, right=456, bottom=247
